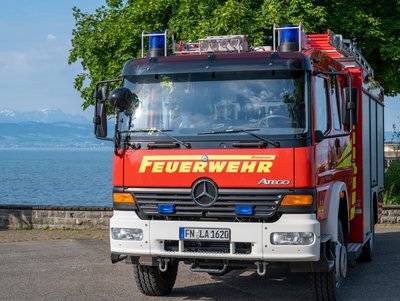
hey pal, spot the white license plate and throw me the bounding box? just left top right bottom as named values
left=179, top=227, right=230, bottom=241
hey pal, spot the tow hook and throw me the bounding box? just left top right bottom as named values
left=255, top=261, right=268, bottom=276
left=111, top=253, right=127, bottom=264
left=157, top=258, right=170, bottom=272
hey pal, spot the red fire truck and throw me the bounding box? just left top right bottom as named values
left=93, top=24, right=384, bottom=300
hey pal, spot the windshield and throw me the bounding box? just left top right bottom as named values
left=121, top=70, right=308, bottom=137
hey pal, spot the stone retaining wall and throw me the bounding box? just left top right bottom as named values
left=0, top=204, right=399, bottom=230
left=0, top=205, right=112, bottom=230
left=380, top=205, right=400, bottom=224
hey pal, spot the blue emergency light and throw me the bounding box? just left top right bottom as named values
left=235, top=205, right=254, bottom=215
left=148, top=32, right=165, bottom=57
left=280, top=25, right=299, bottom=43
left=149, top=32, right=165, bottom=49
left=279, top=24, right=300, bottom=52
left=157, top=204, right=175, bottom=214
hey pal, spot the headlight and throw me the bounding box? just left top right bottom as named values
left=111, top=228, right=143, bottom=241
left=271, top=232, right=314, bottom=245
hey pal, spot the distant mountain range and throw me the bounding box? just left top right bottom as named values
left=0, top=108, right=397, bottom=147
left=0, top=108, right=89, bottom=124
left=385, top=131, right=400, bottom=142
left=0, top=108, right=111, bottom=148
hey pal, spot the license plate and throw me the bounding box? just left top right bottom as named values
left=179, top=227, right=230, bottom=241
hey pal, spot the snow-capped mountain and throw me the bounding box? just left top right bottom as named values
left=0, top=108, right=112, bottom=148
left=0, top=108, right=89, bottom=124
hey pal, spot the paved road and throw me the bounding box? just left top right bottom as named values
left=0, top=226, right=400, bottom=301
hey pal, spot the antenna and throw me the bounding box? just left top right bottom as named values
left=236, top=0, right=242, bottom=33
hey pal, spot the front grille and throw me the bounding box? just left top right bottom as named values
left=184, top=241, right=230, bottom=254
left=234, top=242, right=252, bottom=254
left=129, top=188, right=283, bottom=221
left=163, top=240, right=252, bottom=254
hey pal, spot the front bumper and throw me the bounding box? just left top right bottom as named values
left=110, top=211, right=320, bottom=262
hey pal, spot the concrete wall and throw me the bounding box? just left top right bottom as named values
left=1, top=204, right=400, bottom=230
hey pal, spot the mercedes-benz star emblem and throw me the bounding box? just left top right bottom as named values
left=191, top=178, right=218, bottom=207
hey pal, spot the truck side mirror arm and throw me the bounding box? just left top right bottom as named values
left=315, top=130, right=324, bottom=143
left=92, top=78, right=123, bottom=140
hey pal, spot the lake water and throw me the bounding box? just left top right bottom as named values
left=0, top=148, right=113, bottom=206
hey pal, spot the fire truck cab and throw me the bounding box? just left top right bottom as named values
left=93, top=24, right=384, bottom=300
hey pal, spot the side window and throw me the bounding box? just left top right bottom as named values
left=330, top=75, right=341, bottom=130
left=315, top=77, right=329, bottom=133
left=337, top=75, right=351, bottom=131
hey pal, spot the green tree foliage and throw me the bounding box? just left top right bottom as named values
left=384, top=160, right=400, bottom=205
left=69, top=0, right=400, bottom=110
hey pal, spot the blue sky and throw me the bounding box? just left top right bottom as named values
left=0, top=0, right=104, bottom=118
left=0, top=0, right=399, bottom=130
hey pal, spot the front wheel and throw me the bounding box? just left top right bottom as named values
left=312, top=220, right=347, bottom=301
left=133, top=260, right=178, bottom=296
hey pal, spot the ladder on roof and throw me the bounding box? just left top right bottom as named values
left=329, top=31, right=374, bottom=77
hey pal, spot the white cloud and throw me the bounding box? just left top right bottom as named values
left=0, top=50, right=49, bottom=75
left=47, top=34, right=57, bottom=42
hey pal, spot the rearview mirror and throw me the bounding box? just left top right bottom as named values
left=93, top=84, right=109, bottom=138
left=342, top=87, right=358, bottom=129
left=93, top=100, right=107, bottom=138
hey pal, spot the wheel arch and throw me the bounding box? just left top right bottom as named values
left=320, top=181, right=350, bottom=242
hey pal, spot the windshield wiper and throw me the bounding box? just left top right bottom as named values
left=123, top=128, right=191, bottom=149
left=197, top=128, right=280, bottom=148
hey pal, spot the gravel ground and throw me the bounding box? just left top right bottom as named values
left=0, top=229, right=109, bottom=243
left=0, top=224, right=399, bottom=301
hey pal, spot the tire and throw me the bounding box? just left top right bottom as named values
left=359, top=202, right=375, bottom=262
left=312, top=220, right=347, bottom=301
left=133, top=260, right=178, bottom=296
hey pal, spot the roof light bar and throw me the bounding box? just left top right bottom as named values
left=199, top=35, right=248, bottom=53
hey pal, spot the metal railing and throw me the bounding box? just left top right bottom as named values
left=329, top=32, right=374, bottom=77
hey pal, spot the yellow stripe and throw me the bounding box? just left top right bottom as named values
left=336, top=143, right=352, bottom=168
left=340, top=143, right=352, bottom=160
left=352, top=191, right=356, bottom=205
left=350, top=207, right=355, bottom=220
left=337, top=156, right=352, bottom=168
left=352, top=177, right=357, bottom=189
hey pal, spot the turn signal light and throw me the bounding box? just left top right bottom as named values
left=113, top=192, right=136, bottom=204
left=281, top=195, right=313, bottom=206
